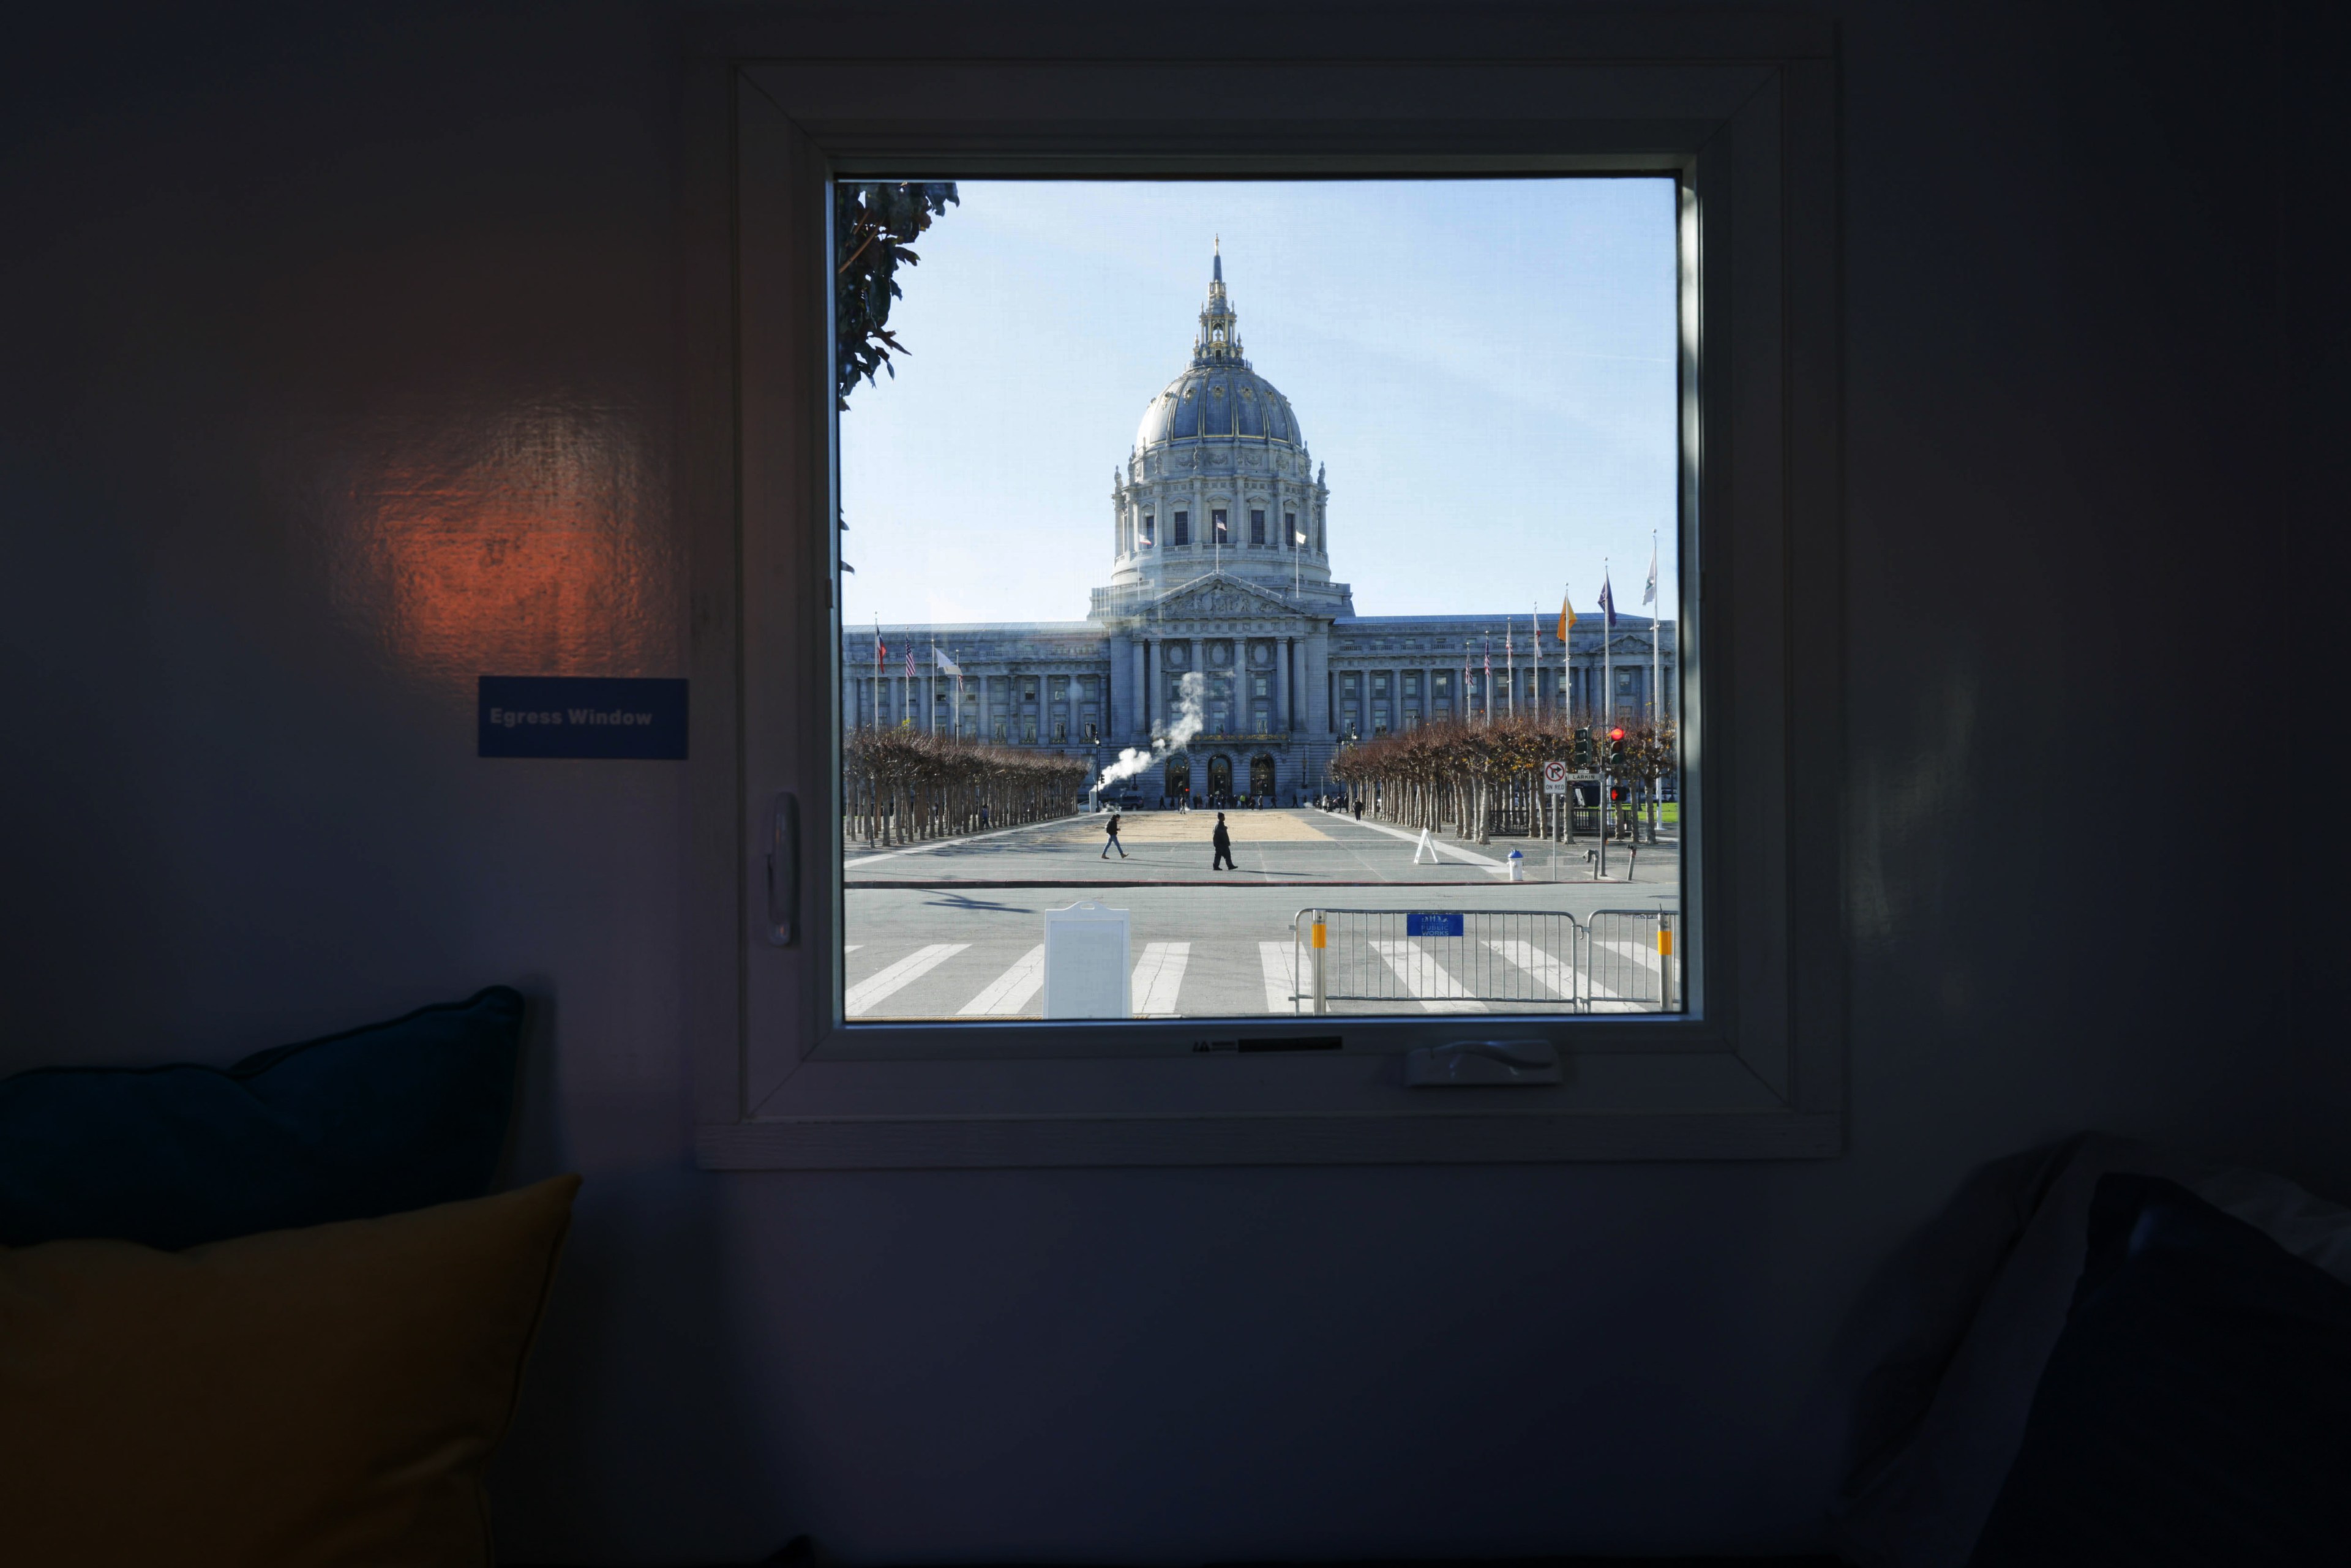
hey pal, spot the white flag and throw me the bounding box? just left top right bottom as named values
left=934, top=646, right=962, bottom=677
left=1643, top=538, right=1659, bottom=607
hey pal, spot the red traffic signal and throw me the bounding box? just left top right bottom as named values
left=1607, top=726, right=1626, bottom=743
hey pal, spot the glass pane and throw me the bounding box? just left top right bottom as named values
left=838, top=179, right=1682, bottom=1023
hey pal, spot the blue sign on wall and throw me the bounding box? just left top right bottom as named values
left=1405, top=912, right=1464, bottom=938
left=478, top=677, right=688, bottom=759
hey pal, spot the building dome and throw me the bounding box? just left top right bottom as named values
left=1100, top=240, right=1342, bottom=615
left=1131, top=238, right=1305, bottom=453
left=1134, top=364, right=1304, bottom=449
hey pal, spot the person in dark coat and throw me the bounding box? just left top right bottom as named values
left=1100, top=811, right=1127, bottom=858
left=1211, top=812, right=1235, bottom=872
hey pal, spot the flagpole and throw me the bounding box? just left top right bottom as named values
left=1562, top=582, right=1572, bottom=726
left=1532, top=605, right=1542, bottom=719
left=1505, top=623, right=1515, bottom=721
left=1561, top=584, right=1572, bottom=845
left=1649, top=529, right=1661, bottom=727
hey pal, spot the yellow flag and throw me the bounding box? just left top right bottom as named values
left=1556, top=588, right=1575, bottom=643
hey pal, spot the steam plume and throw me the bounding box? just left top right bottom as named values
left=1097, top=671, right=1207, bottom=790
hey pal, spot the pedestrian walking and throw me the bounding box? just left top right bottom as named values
left=1352, top=798, right=1363, bottom=822
left=1101, top=811, right=1127, bottom=859
left=1211, top=812, right=1235, bottom=872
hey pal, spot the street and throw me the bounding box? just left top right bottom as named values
left=843, top=808, right=1680, bottom=1019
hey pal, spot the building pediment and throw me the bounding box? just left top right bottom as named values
left=1147, top=573, right=1301, bottom=623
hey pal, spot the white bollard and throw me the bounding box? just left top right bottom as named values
left=1507, top=849, right=1524, bottom=882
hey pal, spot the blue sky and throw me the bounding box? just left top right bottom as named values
left=840, top=178, right=1679, bottom=630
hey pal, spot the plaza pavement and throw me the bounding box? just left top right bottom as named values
left=841, top=808, right=1679, bottom=1021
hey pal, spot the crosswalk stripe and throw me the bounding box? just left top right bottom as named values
left=1131, top=941, right=1190, bottom=1016
left=1370, top=939, right=1487, bottom=1013
left=959, top=945, right=1046, bottom=1016
left=1589, top=937, right=1669, bottom=1010
left=1487, top=939, right=1575, bottom=999
left=1258, top=942, right=1297, bottom=1013
left=845, top=943, right=969, bottom=1016
left=1592, top=937, right=1662, bottom=972
left=844, top=945, right=863, bottom=953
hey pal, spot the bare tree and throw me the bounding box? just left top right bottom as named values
left=844, top=730, right=1088, bottom=847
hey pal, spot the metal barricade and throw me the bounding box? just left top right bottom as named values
left=1584, top=908, right=1678, bottom=1013
left=1292, top=908, right=1591, bottom=1015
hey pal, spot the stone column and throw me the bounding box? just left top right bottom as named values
left=1277, top=635, right=1293, bottom=732
left=1305, top=627, right=1330, bottom=735
left=1104, top=634, right=1125, bottom=742
left=1140, top=637, right=1155, bottom=737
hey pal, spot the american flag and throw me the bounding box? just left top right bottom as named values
left=903, top=646, right=915, bottom=680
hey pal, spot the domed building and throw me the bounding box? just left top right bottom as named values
left=1101, top=241, right=1342, bottom=615
left=844, top=246, right=1676, bottom=806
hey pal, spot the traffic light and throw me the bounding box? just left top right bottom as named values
left=1606, top=725, right=1627, bottom=771
left=1610, top=785, right=1629, bottom=803
left=1573, top=727, right=1592, bottom=767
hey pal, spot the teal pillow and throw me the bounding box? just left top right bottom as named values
left=0, top=987, right=523, bottom=1249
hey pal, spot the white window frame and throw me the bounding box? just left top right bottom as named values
left=686, top=13, right=1842, bottom=1168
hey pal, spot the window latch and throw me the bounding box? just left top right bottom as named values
left=1403, top=1039, right=1560, bottom=1087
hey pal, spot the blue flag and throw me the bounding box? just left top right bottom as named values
left=1599, top=570, right=1618, bottom=628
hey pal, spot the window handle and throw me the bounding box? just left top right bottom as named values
left=765, top=791, right=800, bottom=947
left=1403, top=1040, right=1560, bottom=1087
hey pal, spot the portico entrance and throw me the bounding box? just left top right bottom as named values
left=1163, top=756, right=1190, bottom=801
left=1250, top=753, right=1275, bottom=798
left=1207, top=754, right=1234, bottom=800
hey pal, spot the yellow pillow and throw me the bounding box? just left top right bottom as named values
left=0, top=1174, right=580, bottom=1567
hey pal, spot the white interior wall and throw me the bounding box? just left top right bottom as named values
left=0, top=2, right=2317, bottom=1562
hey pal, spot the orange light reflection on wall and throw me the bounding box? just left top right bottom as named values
left=333, top=402, right=679, bottom=680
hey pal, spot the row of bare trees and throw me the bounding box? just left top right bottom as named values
left=1326, top=716, right=1678, bottom=844
left=844, top=729, right=1090, bottom=847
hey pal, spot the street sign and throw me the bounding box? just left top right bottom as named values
left=1543, top=759, right=1569, bottom=796
left=1405, top=912, right=1465, bottom=938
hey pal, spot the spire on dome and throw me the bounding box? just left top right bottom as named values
left=1194, top=239, right=1243, bottom=364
